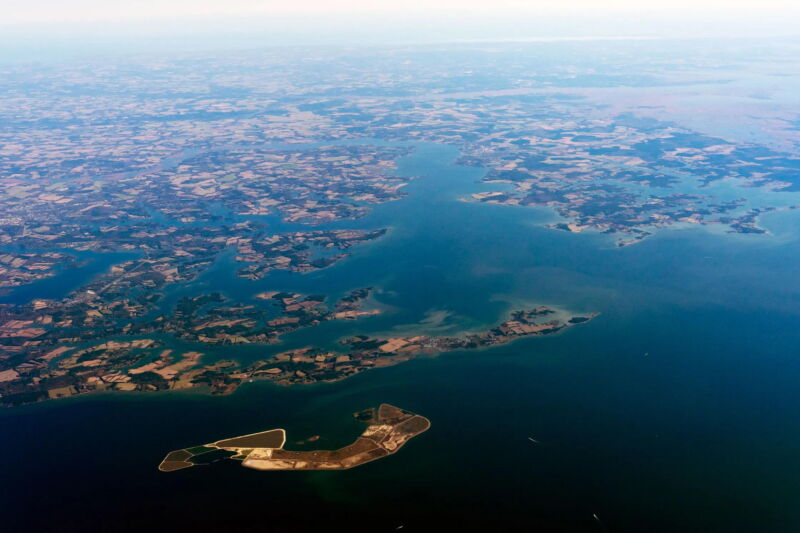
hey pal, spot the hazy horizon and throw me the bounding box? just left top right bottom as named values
left=1, top=5, right=799, bottom=63
left=4, top=1, right=800, bottom=42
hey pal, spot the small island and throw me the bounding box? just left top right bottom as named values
left=159, top=404, right=430, bottom=472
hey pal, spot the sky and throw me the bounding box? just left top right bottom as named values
left=5, top=0, right=800, bottom=26
left=2, top=0, right=799, bottom=54
left=4, top=0, right=800, bottom=25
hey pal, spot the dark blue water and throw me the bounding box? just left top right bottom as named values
left=0, top=250, right=137, bottom=304
left=2, top=142, right=800, bottom=532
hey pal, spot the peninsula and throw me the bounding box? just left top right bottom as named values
left=1, top=304, right=596, bottom=406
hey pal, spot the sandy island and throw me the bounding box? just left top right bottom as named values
left=158, top=404, right=430, bottom=472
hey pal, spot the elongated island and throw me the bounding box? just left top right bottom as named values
left=159, top=404, right=430, bottom=472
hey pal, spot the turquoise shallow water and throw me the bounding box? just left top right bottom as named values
left=2, top=142, right=800, bottom=532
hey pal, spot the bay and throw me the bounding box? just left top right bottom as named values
left=2, top=141, right=800, bottom=532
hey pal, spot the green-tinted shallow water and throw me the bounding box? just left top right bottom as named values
left=3, top=143, right=800, bottom=532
